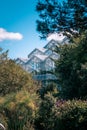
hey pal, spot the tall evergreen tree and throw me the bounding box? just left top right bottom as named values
left=55, top=31, right=87, bottom=99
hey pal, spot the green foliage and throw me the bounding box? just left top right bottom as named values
left=36, top=0, right=87, bottom=38
left=0, top=89, right=40, bottom=130
left=35, top=93, right=57, bottom=130
left=55, top=31, right=87, bottom=99
left=0, top=49, right=40, bottom=130
left=34, top=31, right=87, bottom=129
left=53, top=100, right=87, bottom=130
left=35, top=99, right=87, bottom=130
left=0, top=59, right=39, bottom=96
left=39, top=83, right=59, bottom=99
left=35, top=1, right=87, bottom=130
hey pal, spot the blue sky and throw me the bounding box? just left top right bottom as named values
left=0, top=0, right=47, bottom=59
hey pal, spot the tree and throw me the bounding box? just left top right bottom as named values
left=36, top=0, right=87, bottom=99
left=0, top=49, right=40, bottom=130
left=36, top=0, right=87, bottom=38
left=55, top=31, right=87, bottom=99
left=0, top=59, right=40, bottom=96
left=0, top=49, right=41, bottom=96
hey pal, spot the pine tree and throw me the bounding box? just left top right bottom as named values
left=36, top=0, right=87, bottom=38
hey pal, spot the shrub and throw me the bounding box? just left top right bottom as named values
left=35, top=93, right=57, bottom=130
left=35, top=99, right=87, bottom=130
left=0, top=90, right=40, bottom=130
left=53, top=100, right=87, bottom=130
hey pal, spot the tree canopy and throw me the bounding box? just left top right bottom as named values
left=36, top=0, right=87, bottom=38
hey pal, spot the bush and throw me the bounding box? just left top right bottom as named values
left=0, top=60, right=39, bottom=96
left=53, top=100, right=87, bottom=130
left=35, top=99, right=87, bottom=130
left=38, top=83, right=59, bottom=99
left=0, top=89, right=40, bottom=130
left=35, top=93, right=57, bottom=130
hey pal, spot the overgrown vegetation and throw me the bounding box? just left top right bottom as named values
left=0, top=0, right=87, bottom=129
left=0, top=49, right=40, bottom=130
left=34, top=0, right=87, bottom=130
left=35, top=97, right=87, bottom=130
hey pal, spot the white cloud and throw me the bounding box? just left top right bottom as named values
left=0, top=28, right=23, bottom=41
left=47, top=32, right=66, bottom=42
